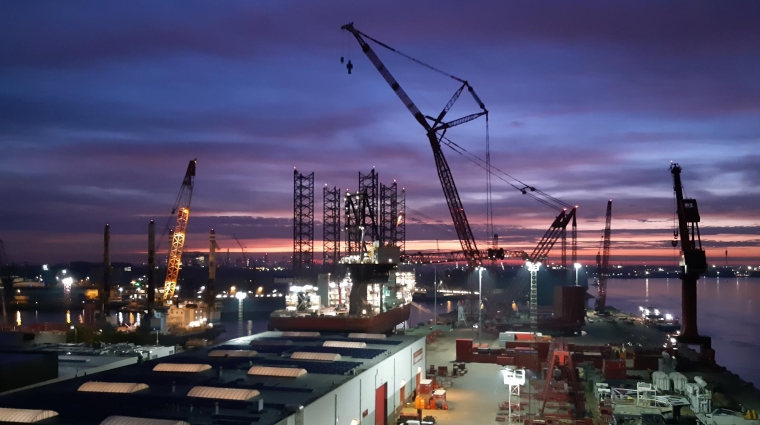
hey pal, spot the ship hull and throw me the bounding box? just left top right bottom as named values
left=268, top=304, right=411, bottom=334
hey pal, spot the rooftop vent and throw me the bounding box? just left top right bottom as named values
left=324, top=341, right=367, bottom=348
left=249, top=339, right=293, bottom=346
left=208, top=350, right=258, bottom=358
left=100, top=416, right=190, bottom=425
left=248, top=366, right=307, bottom=378
left=291, top=352, right=341, bottom=362
left=281, top=331, right=321, bottom=337
left=348, top=333, right=386, bottom=339
left=0, top=408, right=58, bottom=423
left=78, top=382, right=149, bottom=394
left=153, top=363, right=211, bottom=373
left=187, top=386, right=260, bottom=401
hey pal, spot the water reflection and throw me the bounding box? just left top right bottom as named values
left=604, top=277, right=760, bottom=387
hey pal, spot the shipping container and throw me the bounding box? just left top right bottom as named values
left=455, top=338, right=473, bottom=362
left=651, top=371, right=670, bottom=392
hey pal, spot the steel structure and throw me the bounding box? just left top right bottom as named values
left=540, top=340, right=583, bottom=418
left=102, top=224, right=111, bottom=314
left=528, top=261, right=540, bottom=322
left=359, top=169, right=379, bottom=241
left=402, top=249, right=525, bottom=265
left=670, top=163, right=709, bottom=347
left=207, top=229, right=219, bottom=309
left=529, top=208, right=577, bottom=264
left=233, top=233, right=248, bottom=267
left=397, top=188, right=406, bottom=254
left=343, top=23, right=486, bottom=267
left=147, top=220, right=155, bottom=305
left=344, top=190, right=378, bottom=257
left=293, top=169, right=314, bottom=280
left=595, top=200, right=612, bottom=312
left=0, top=240, right=8, bottom=325
left=379, top=181, right=398, bottom=247
left=162, top=159, right=196, bottom=302
left=322, top=185, right=341, bottom=267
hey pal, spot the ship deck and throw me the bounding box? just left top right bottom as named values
left=400, top=309, right=760, bottom=425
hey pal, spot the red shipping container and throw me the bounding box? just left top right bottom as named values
left=604, top=369, right=626, bottom=380
left=456, top=339, right=473, bottom=362
left=603, top=359, right=626, bottom=371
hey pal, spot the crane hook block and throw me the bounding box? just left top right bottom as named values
left=671, top=240, right=678, bottom=248
left=340, top=56, right=345, bottom=64
left=347, top=60, right=353, bottom=74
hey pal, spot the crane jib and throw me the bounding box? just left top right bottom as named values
left=343, top=23, right=484, bottom=265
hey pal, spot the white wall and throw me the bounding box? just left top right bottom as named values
left=304, top=337, right=426, bottom=425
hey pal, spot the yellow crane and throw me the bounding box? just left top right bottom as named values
left=163, top=159, right=196, bottom=303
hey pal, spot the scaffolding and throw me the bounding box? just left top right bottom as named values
left=322, top=185, right=341, bottom=268
left=293, top=169, right=314, bottom=281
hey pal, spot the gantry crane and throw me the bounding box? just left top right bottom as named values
left=595, top=200, right=612, bottom=312
left=670, top=163, right=711, bottom=350
left=162, top=159, right=197, bottom=302
left=342, top=23, right=486, bottom=268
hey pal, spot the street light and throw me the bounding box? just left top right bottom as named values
left=433, top=267, right=437, bottom=327
left=70, top=325, right=77, bottom=344
left=574, top=263, right=582, bottom=286
left=478, top=266, right=484, bottom=345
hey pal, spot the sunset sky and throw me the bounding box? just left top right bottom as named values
left=1, top=1, right=759, bottom=266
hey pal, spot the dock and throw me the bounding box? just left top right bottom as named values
left=400, top=312, right=760, bottom=425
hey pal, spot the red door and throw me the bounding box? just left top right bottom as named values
left=416, top=372, right=421, bottom=392
left=400, top=385, right=405, bottom=406
left=375, top=383, right=387, bottom=425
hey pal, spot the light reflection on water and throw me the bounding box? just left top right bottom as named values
left=604, top=277, right=760, bottom=387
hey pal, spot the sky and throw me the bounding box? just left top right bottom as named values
left=1, top=1, right=759, bottom=266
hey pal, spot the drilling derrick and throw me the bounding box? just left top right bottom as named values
left=162, top=159, right=196, bottom=303
left=323, top=185, right=341, bottom=267
left=293, top=169, right=314, bottom=281
left=397, top=188, right=406, bottom=255
left=380, top=181, right=398, bottom=247
left=595, top=200, right=612, bottom=312
left=670, top=163, right=712, bottom=353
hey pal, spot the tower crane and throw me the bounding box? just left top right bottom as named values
left=162, top=159, right=197, bottom=303
left=595, top=200, right=612, bottom=312
left=233, top=233, right=248, bottom=267
left=342, top=23, right=487, bottom=268
left=670, top=163, right=711, bottom=351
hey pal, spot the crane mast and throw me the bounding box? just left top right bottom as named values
left=595, top=200, right=612, bottom=312
left=163, top=159, right=197, bottom=302
left=342, top=23, right=485, bottom=267
left=670, top=163, right=710, bottom=348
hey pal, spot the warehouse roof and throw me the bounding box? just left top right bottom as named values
left=0, top=331, right=423, bottom=425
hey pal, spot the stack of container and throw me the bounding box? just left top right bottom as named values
left=602, top=359, right=626, bottom=380
left=651, top=371, right=671, bottom=392
left=669, top=372, right=688, bottom=394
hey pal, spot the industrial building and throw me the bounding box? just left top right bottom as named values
left=0, top=331, right=426, bottom=425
